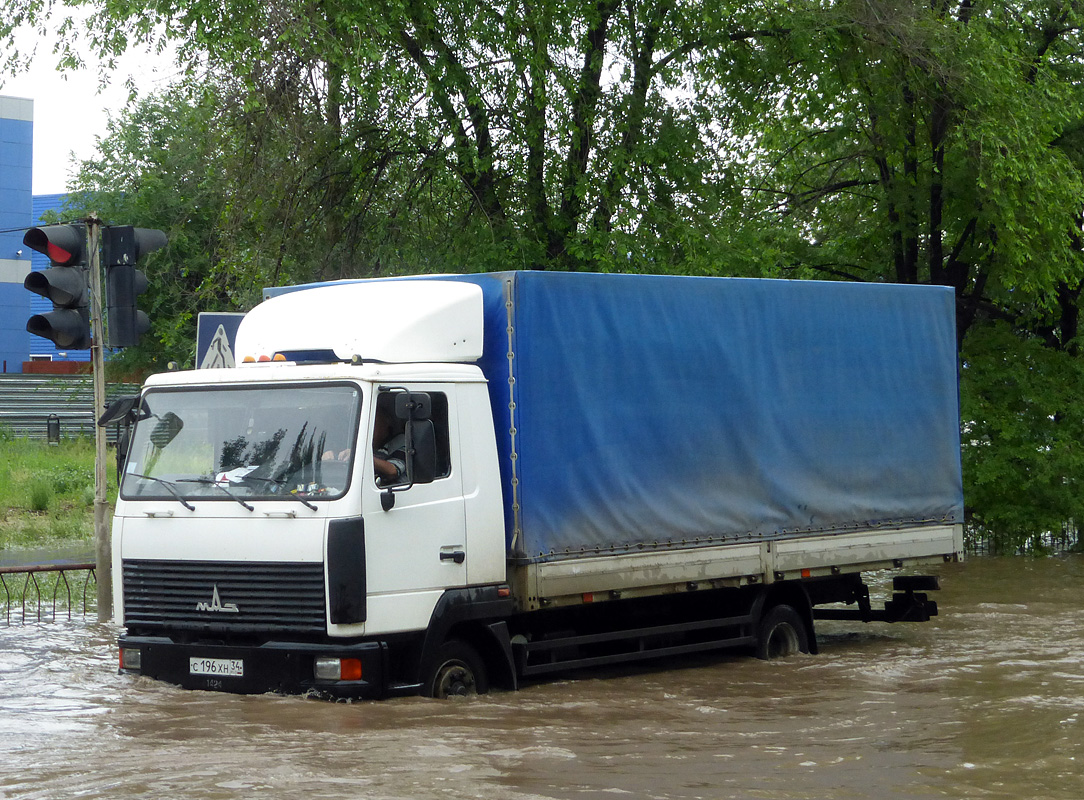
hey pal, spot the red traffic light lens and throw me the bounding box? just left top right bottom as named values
left=46, top=241, right=74, bottom=262
left=23, top=225, right=86, bottom=266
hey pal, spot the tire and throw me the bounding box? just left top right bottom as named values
left=424, top=640, right=489, bottom=699
left=755, top=603, right=810, bottom=660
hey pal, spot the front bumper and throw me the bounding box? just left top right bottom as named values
left=118, top=635, right=412, bottom=699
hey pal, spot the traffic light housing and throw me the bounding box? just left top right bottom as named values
left=23, top=224, right=92, bottom=349
left=103, top=225, right=166, bottom=348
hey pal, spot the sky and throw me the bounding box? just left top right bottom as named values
left=1, top=34, right=178, bottom=195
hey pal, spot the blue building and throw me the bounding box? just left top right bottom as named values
left=0, top=95, right=33, bottom=373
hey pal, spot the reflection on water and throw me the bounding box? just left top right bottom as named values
left=0, top=543, right=94, bottom=568
left=1, top=556, right=1082, bottom=799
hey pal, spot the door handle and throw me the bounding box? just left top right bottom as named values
left=440, top=550, right=466, bottom=564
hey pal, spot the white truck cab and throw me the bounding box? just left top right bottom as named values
left=114, top=282, right=509, bottom=695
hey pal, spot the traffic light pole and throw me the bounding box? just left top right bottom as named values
left=25, top=216, right=165, bottom=623
left=87, top=216, right=113, bottom=622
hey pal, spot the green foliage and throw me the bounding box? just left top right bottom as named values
left=45, top=465, right=92, bottom=495
left=734, top=0, right=1084, bottom=327
left=26, top=479, right=53, bottom=513
left=961, top=322, right=1084, bottom=551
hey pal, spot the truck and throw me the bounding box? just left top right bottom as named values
left=107, top=271, right=964, bottom=698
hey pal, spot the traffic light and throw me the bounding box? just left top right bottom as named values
left=23, top=224, right=92, bottom=349
left=103, top=225, right=166, bottom=348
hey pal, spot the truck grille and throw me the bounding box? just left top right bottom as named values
left=122, top=559, right=326, bottom=634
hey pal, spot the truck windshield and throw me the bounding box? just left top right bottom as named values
left=120, top=383, right=361, bottom=503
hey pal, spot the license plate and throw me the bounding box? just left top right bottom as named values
left=189, top=657, right=244, bottom=677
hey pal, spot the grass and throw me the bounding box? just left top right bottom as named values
left=0, top=434, right=117, bottom=552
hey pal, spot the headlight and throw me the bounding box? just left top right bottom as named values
left=119, top=647, right=142, bottom=671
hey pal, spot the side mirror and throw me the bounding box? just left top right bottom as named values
left=408, top=419, right=437, bottom=484
left=380, top=420, right=436, bottom=512
left=98, top=395, right=141, bottom=427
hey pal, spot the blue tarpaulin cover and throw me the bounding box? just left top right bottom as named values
left=453, top=272, right=963, bottom=563
left=269, top=271, right=964, bottom=565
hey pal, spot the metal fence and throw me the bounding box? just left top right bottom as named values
left=0, top=562, right=97, bottom=623
left=0, top=374, right=139, bottom=441
left=966, top=524, right=1080, bottom=556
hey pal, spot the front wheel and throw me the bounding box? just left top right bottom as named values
left=755, top=604, right=810, bottom=660
left=424, top=640, right=489, bottom=699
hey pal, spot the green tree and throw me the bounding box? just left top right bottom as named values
left=961, top=322, right=1084, bottom=550
left=734, top=0, right=1084, bottom=345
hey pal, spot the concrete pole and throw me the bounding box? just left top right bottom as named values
left=87, top=215, right=112, bottom=622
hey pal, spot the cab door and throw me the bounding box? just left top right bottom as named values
left=360, top=384, right=468, bottom=635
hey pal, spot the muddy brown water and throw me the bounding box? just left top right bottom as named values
left=1, top=556, right=1081, bottom=799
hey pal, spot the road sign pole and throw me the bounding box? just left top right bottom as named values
left=87, top=215, right=112, bottom=622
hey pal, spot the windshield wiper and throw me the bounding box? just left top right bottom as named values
left=240, top=476, right=319, bottom=511
left=127, top=473, right=196, bottom=511
left=177, top=478, right=255, bottom=512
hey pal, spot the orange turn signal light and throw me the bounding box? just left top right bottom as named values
left=340, top=658, right=363, bottom=681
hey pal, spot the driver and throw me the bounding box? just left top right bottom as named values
left=373, top=403, right=407, bottom=485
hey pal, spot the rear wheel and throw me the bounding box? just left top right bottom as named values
left=755, top=604, right=810, bottom=660
left=425, top=640, right=489, bottom=699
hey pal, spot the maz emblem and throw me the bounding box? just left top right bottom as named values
left=196, top=584, right=240, bottom=613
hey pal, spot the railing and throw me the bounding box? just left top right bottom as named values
left=0, top=562, right=97, bottom=623
left=0, top=374, right=139, bottom=440
left=966, top=524, right=1080, bottom=556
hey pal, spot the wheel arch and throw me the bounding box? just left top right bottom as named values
left=417, top=588, right=518, bottom=692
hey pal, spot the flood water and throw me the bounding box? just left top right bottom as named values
left=1, top=555, right=1081, bottom=800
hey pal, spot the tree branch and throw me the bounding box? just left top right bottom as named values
left=591, top=0, right=672, bottom=237
left=551, top=0, right=621, bottom=265
left=398, top=4, right=505, bottom=222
